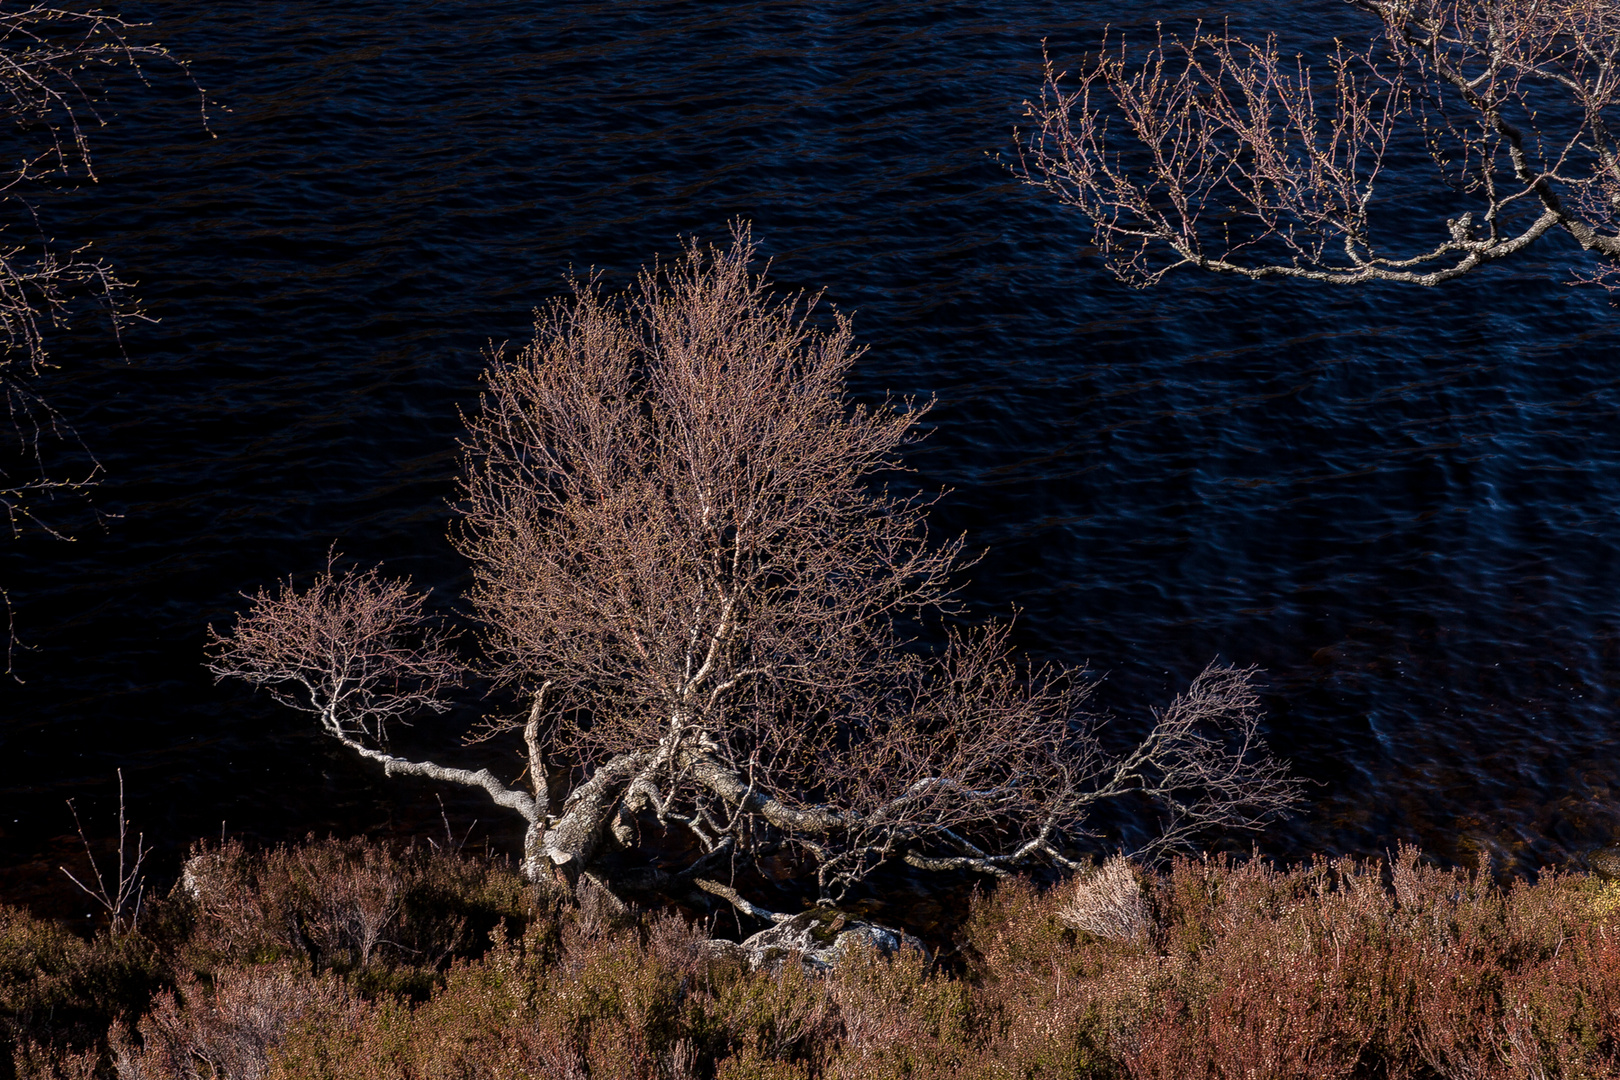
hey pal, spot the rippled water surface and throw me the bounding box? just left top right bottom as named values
left=4, top=0, right=1619, bottom=916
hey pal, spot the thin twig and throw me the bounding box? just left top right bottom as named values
left=60, top=768, right=149, bottom=935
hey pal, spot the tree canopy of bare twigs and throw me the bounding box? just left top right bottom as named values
left=208, top=227, right=1300, bottom=923
left=1020, top=0, right=1620, bottom=287
left=1, top=4, right=198, bottom=670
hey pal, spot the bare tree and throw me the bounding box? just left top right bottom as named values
left=1, top=4, right=201, bottom=669
left=208, top=227, right=1300, bottom=921
left=1019, top=0, right=1620, bottom=287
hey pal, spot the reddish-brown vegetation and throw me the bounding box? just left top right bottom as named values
left=6, top=836, right=1620, bottom=1078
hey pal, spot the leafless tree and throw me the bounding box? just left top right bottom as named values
left=208, top=227, right=1300, bottom=921
left=1019, top=0, right=1620, bottom=287
left=1, top=4, right=201, bottom=670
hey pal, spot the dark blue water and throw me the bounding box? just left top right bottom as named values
left=4, top=0, right=1619, bottom=918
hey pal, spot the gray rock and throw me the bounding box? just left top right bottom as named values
left=722, top=907, right=928, bottom=973
left=1590, top=846, right=1620, bottom=881
left=698, top=937, right=752, bottom=965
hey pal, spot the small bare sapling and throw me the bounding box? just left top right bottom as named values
left=60, top=768, right=150, bottom=935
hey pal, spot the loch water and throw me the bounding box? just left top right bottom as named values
left=3, top=0, right=1619, bottom=918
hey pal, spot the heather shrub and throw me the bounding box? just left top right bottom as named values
left=1590, top=880, right=1620, bottom=922
left=1403, top=867, right=1620, bottom=1080
left=7, top=1041, right=100, bottom=1080
left=111, top=965, right=361, bottom=1080
left=266, top=900, right=841, bottom=1080
left=709, top=966, right=837, bottom=1077
left=179, top=836, right=533, bottom=990
left=12, top=835, right=1620, bottom=1079
left=944, top=850, right=1620, bottom=1080
left=955, top=877, right=1156, bottom=1078
left=826, top=944, right=971, bottom=1077
left=0, top=906, right=169, bottom=1079
left=6, top=837, right=537, bottom=1078
left=714, top=1047, right=812, bottom=1080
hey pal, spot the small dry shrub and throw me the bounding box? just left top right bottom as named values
left=1060, top=857, right=1152, bottom=944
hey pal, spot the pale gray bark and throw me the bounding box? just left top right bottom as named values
left=331, top=731, right=538, bottom=822
left=539, top=751, right=653, bottom=878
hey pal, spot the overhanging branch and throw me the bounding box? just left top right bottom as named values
left=334, top=733, right=538, bottom=823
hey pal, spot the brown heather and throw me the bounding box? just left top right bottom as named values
left=6, top=836, right=1620, bottom=1079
